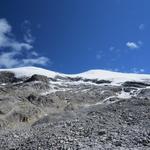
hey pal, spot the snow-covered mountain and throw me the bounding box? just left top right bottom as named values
left=0, top=66, right=150, bottom=149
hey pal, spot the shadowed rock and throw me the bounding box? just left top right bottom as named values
left=25, top=74, right=49, bottom=83
left=123, top=81, right=150, bottom=88
left=0, top=72, right=19, bottom=83
left=83, top=78, right=111, bottom=84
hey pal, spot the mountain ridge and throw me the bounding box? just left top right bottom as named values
left=1, top=66, right=150, bottom=86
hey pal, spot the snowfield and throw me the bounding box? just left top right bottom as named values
left=0, top=66, right=150, bottom=85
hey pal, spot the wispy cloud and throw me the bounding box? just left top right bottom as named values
left=22, top=57, right=49, bottom=66
left=131, top=67, right=145, bottom=73
left=126, top=42, right=140, bottom=49
left=96, top=54, right=102, bottom=60
left=96, top=46, right=121, bottom=62
left=139, top=24, right=145, bottom=31
left=96, top=50, right=103, bottom=60
left=109, top=46, right=115, bottom=52
left=21, top=20, right=35, bottom=44
left=0, top=18, right=50, bottom=68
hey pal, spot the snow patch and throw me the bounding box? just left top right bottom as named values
left=1, top=83, right=6, bottom=86
left=117, top=91, right=131, bottom=99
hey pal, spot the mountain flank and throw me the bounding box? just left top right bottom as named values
left=0, top=67, right=149, bottom=149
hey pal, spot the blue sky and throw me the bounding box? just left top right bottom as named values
left=0, top=0, right=150, bottom=73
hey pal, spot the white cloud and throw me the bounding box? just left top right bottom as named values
left=0, top=18, right=11, bottom=34
left=31, top=51, right=38, bottom=57
left=0, top=51, right=19, bottom=68
left=126, top=42, right=139, bottom=49
left=0, top=18, right=50, bottom=68
left=0, top=19, right=32, bottom=50
left=140, top=69, right=145, bottom=73
left=22, top=57, right=49, bottom=66
left=0, top=51, right=49, bottom=68
left=139, top=24, right=145, bottom=31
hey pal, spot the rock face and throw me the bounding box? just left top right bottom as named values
left=25, top=74, right=49, bottom=83
left=0, top=72, right=18, bottom=83
left=0, top=68, right=149, bottom=150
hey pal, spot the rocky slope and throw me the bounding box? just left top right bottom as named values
left=0, top=67, right=149, bottom=149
